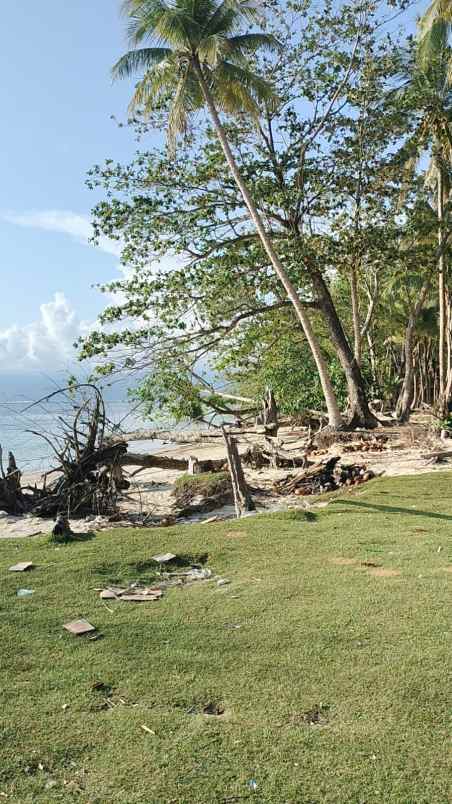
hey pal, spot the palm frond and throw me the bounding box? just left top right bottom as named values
left=224, top=32, right=281, bottom=58
left=211, top=60, right=276, bottom=114
left=112, top=47, right=172, bottom=79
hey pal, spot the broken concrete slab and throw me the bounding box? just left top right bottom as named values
left=151, top=552, right=177, bottom=564
left=63, top=619, right=96, bottom=636
left=9, top=561, right=34, bottom=572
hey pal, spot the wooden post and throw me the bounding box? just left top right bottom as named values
left=222, top=430, right=255, bottom=518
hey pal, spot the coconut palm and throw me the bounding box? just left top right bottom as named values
left=418, top=0, right=452, bottom=70
left=113, top=0, right=344, bottom=428
left=398, top=41, right=452, bottom=413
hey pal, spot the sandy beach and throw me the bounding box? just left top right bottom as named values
left=2, top=419, right=451, bottom=538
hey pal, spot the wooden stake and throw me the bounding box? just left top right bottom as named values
left=222, top=429, right=255, bottom=518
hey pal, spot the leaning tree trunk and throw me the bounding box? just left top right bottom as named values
left=193, top=59, right=344, bottom=431
left=309, top=271, right=379, bottom=428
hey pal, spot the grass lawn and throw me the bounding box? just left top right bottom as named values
left=0, top=473, right=451, bottom=803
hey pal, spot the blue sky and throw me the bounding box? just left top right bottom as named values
left=0, top=0, right=137, bottom=371
left=0, top=0, right=426, bottom=374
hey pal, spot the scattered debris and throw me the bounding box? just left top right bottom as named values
left=98, top=586, right=163, bottom=602
left=63, top=619, right=96, bottom=636
left=16, top=588, right=34, bottom=597
left=151, top=552, right=177, bottom=564
left=273, top=457, right=374, bottom=496
left=9, top=561, right=34, bottom=572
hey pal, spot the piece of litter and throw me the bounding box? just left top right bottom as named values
left=437, top=546, right=443, bottom=553
left=63, top=619, right=96, bottom=636
left=38, top=763, right=45, bottom=771
left=9, top=562, right=34, bottom=572
left=16, top=588, right=34, bottom=597
left=151, top=552, right=177, bottom=564
left=120, top=592, right=162, bottom=602
left=224, top=623, right=241, bottom=629
left=248, top=780, right=258, bottom=791
left=141, top=724, right=156, bottom=735
left=62, top=704, right=69, bottom=711
left=216, top=578, right=231, bottom=587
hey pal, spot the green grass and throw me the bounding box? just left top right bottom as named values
left=0, top=473, right=451, bottom=803
left=173, top=471, right=231, bottom=503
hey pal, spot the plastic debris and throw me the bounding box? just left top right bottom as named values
left=141, top=725, right=156, bottom=735
left=216, top=578, right=231, bottom=587
left=9, top=562, right=34, bottom=572
left=63, top=619, right=96, bottom=636
left=248, top=780, right=258, bottom=791
left=17, top=588, right=34, bottom=597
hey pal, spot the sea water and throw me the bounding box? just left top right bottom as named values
left=0, top=399, right=166, bottom=474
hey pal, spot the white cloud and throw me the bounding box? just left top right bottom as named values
left=3, top=210, right=121, bottom=258
left=0, top=293, right=94, bottom=370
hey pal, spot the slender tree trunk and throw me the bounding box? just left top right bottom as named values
left=309, top=271, right=379, bottom=428
left=396, top=281, right=431, bottom=422
left=350, top=263, right=362, bottom=364
left=438, top=166, right=446, bottom=411
left=193, top=60, right=343, bottom=430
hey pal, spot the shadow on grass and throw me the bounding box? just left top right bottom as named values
left=93, top=552, right=209, bottom=586
left=49, top=530, right=97, bottom=545
left=332, top=499, right=452, bottom=522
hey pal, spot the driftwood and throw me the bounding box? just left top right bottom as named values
left=223, top=430, right=255, bottom=517
left=108, top=425, right=283, bottom=445
left=242, top=441, right=312, bottom=470
left=421, top=449, right=452, bottom=462
left=120, top=451, right=226, bottom=473
left=0, top=447, right=27, bottom=514
left=274, top=457, right=341, bottom=496
left=256, top=388, right=278, bottom=435
left=274, top=457, right=374, bottom=496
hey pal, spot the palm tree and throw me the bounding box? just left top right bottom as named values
left=400, top=41, right=452, bottom=414
left=113, top=0, right=344, bottom=428
left=418, top=0, right=452, bottom=70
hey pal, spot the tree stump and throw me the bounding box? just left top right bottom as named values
left=222, top=430, right=255, bottom=518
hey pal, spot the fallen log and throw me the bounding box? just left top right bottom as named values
left=108, top=425, right=281, bottom=445
left=119, top=452, right=227, bottom=472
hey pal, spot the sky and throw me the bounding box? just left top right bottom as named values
left=0, top=0, right=137, bottom=374
left=0, top=0, right=427, bottom=377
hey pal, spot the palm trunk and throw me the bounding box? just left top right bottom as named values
left=193, top=60, right=343, bottom=429
left=438, top=165, right=446, bottom=411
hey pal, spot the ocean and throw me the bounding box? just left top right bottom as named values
left=0, top=372, right=172, bottom=474
left=0, top=399, right=161, bottom=474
